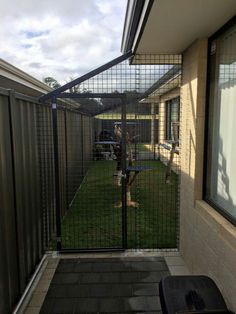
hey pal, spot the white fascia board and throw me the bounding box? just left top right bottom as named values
left=132, top=0, right=151, bottom=52
left=0, top=58, right=82, bottom=109
left=0, top=58, right=51, bottom=94
left=121, top=0, right=136, bottom=53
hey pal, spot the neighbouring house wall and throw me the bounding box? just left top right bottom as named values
left=180, top=38, right=236, bottom=311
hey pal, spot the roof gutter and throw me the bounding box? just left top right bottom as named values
left=0, top=58, right=51, bottom=94
left=121, top=0, right=154, bottom=54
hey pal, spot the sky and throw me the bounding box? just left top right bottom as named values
left=0, top=0, right=127, bottom=83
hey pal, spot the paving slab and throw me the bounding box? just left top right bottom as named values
left=39, top=257, right=169, bottom=313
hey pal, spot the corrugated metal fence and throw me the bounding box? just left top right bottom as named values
left=0, top=87, right=94, bottom=314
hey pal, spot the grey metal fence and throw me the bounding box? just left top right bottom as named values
left=0, top=87, right=94, bottom=314
left=0, top=89, right=44, bottom=313
left=0, top=90, right=20, bottom=314
left=57, top=110, right=94, bottom=214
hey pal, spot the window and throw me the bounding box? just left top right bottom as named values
left=205, top=19, right=236, bottom=224
left=165, top=97, right=180, bottom=141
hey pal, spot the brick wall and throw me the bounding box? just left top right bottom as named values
left=180, top=38, right=236, bottom=311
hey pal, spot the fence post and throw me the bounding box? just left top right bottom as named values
left=52, top=99, right=61, bottom=251
left=64, top=110, right=69, bottom=210
left=81, top=115, right=84, bottom=176
left=151, top=103, right=156, bottom=160
left=134, top=113, right=137, bottom=161
left=121, top=95, right=127, bottom=249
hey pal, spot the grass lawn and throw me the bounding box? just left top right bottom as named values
left=61, top=160, right=178, bottom=250
left=132, top=143, right=152, bottom=152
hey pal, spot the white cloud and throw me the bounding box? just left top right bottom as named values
left=0, top=0, right=127, bottom=83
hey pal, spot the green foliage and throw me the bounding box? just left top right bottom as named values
left=43, top=76, right=61, bottom=89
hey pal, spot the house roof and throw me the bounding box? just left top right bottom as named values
left=0, top=59, right=88, bottom=114
left=121, top=0, right=236, bottom=55
left=0, top=58, right=52, bottom=97
left=141, top=65, right=181, bottom=100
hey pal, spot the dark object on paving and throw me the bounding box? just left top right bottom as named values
left=40, top=257, right=170, bottom=313
left=159, top=275, right=231, bottom=314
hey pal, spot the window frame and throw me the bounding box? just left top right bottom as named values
left=165, top=96, right=180, bottom=142
left=203, top=15, right=236, bottom=226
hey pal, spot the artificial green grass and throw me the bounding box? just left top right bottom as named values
left=132, top=143, right=152, bottom=152
left=61, top=160, right=178, bottom=249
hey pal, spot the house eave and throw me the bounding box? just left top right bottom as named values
left=121, top=0, right=153, bottom=54
left=121, top=0, right=236, bottom=55
left=0, top=58, right=51, bottom=95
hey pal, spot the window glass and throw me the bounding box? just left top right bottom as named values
left=166, top=97, right=180, bottom=141
left=206, top=23, right=236, bottom=222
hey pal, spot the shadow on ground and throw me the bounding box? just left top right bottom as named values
left=40, top=257, right=169, bottom=313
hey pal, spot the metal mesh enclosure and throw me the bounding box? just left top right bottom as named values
left=61, top=109, right=124, bottom=250
left=66, top=112, right=83, bottom=206
left=41, top=53, right=182, bottom=251
left=63, top=55, right=179, bottom=93
left=37, top=105, right=56, bottom=250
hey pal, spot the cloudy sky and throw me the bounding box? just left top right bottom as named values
left=0, top=0, right=127, bottom=83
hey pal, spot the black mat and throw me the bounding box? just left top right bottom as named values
left=40, top=257, right=169, bottom=313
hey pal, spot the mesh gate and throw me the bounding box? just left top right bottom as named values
left=40, top=53, right=181, bottom=252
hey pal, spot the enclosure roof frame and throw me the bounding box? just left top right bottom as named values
left=39, top=51, right=133, bottom=103
left=141, top=64, right=181, bottom=99
left=39, top=50, right=181, bottom=116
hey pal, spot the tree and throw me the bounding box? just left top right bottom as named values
left=43, top=77, right=61, bottom=89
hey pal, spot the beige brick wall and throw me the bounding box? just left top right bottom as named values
left=180, top=38, right=236, bottom=311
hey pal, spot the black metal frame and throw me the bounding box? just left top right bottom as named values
left=51, top=101, right=62, bottom=250
left=203, top=15, right=236, bottom=226
left=39, top=51, right=133, bottom=103
left=165, top=96, right=180, bottom=141
left=141, top=65, right=181, bottom=99
left=40, top=51, right=181, bottom=252
left=51, top=94, right=128, bottom=252
left=64, top=110, right=69, bottom=210
left=121, top=96, right=127, bottom=250
left=40, top=52, right=137, bottom=252
left=39, top=52, right=134, bottom=252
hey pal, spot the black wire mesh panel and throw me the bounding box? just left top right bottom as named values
left=61, top=108, right=124, bottom=250
left=126, top=99, right=180, bottom=249
left=54, top=54, right=181, bottom=250
left=96, top=100, right=180, bottom=249
left=37, top=104, right=56, bottom=250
